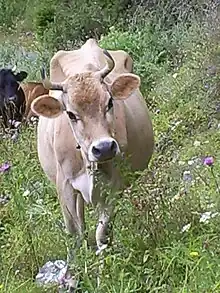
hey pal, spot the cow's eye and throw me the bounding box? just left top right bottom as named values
left=67, top=111, right=77, bottom=121
left=107, top=97, right=113, bottom=111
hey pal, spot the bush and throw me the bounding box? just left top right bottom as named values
left=33, top=5, right=56, bottom=38
left=31, top=0, right=132, bottom=51
left=0, top=0, right=26, bottom=29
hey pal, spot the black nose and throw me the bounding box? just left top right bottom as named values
left=92, top=140, right=118, bottom=161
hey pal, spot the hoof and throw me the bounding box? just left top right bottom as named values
left=96, top=243, right=108, bottom=256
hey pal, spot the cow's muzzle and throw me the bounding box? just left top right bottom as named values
left=88, top=138, right=120, bottom=162
left=7, top=96, right=17, bottom=102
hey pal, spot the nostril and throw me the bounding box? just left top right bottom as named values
left=92, top=146, right=101, bottom=157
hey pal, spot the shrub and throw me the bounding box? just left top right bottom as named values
left=0, top=0, right=26, bottom=29
left=31, top=0, right=132, bottom=51
left=33, top=5, right=56, bottom=38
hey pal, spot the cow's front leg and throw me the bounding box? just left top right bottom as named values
left=95, top=203, right=113, bottom=255
left=56, top=165, right=85, bottom=262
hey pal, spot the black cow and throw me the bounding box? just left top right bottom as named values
left=0, top=68, right=28, bottom=128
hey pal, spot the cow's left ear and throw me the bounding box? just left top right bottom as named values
left=31, top=94, right=63, bottom=118
left=15, top=71, right=28, bottom=82
left=110, top=73, right=140, bottom=100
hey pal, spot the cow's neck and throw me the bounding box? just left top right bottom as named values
left=87, top=160, right=121, bottom=204
left=70, top=154, right=121, bottom=205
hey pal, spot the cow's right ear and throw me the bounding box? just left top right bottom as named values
left=31, top=95, right=63, bottom=118
left=16, top=71, right=28, bottom=81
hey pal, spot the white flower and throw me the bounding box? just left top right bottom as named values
left=181, top=223, right=191, bottom=233
left=183, top=170, right=193, bottom=182
left=193, top=140, right=201, bottom=147
left=199, top=211, right=219, bottom=223
left=14, top=121, right=21, bottom=128
left=200, top=211, right=211, bottom=223
left=23, top=190, right=30, bottom=197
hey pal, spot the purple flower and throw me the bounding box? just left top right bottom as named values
left=0, top=162, right=11, bottom=173
left=203, top=156, right=214, bottom=167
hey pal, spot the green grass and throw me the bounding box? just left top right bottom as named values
left=1, top=17, right=220, bottom=292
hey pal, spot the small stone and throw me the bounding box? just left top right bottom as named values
left=35, top=260, right=78, bottom=291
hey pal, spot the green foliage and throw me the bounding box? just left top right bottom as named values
left=0, top=41, right=51, bottom=81
left=34, top=5, right=56, bottom=38
left=0, top=0, right=26, bottom=29
left=32, top=0, right=131, bottom=51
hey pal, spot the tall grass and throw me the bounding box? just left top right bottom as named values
left=1, top=4, right=220, bottom=292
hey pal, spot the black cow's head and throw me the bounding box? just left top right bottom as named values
left=0, top=67, right=28, bottom=128
left=0, top=68, right=27, bottom=104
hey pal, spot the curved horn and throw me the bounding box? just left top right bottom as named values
left=40, top=67, right=64, bottom=91
left=96, top=49, right=115, bottom=80
left=11, top=64, right=17, bottom=72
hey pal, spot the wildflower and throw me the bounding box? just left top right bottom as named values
left=200, top=211, right=211, bottom=223
left=0, top=162, right=11, bottom=173
left=203, top=156, right=214, bottom=167
left=14, top=121, right=21, bottom=128
left=23, top=190, right=30, bottom=197
left=183, top=170, right=193, bottom=182
left=172, top=193, right=181, bottom=202
left=193, top=140, right=201, bottom=147
left=172, top=73, right=178, bottom=79
left=204, top=156, right=220, bottom=194
left=199, top=211, right=219, bottom=223
left=190, top=251, right=199, bottom=257
left=181, top=223, right=191, bottom=233
left=172, top=188, right=186, bottom=202
left=0, top=194, right=10, bottom=205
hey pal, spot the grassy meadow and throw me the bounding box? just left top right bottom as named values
left=1, top=2, right=220, bottom=292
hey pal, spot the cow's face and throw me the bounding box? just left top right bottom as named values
left=0, top=69, right=27, bottom=104
left=31, top=52, right=140, bottom=163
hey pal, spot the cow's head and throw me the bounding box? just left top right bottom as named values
left=31, top=50, right=140, bottom=163
left=0, top=66, right=28, bottom=104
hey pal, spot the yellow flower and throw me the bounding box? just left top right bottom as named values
left=190, top=251, right=199, bottom=257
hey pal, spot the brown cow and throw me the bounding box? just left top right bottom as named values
left=31, top=39, right=154, bottom=256
left=21, top=82, right=49, bottom=120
